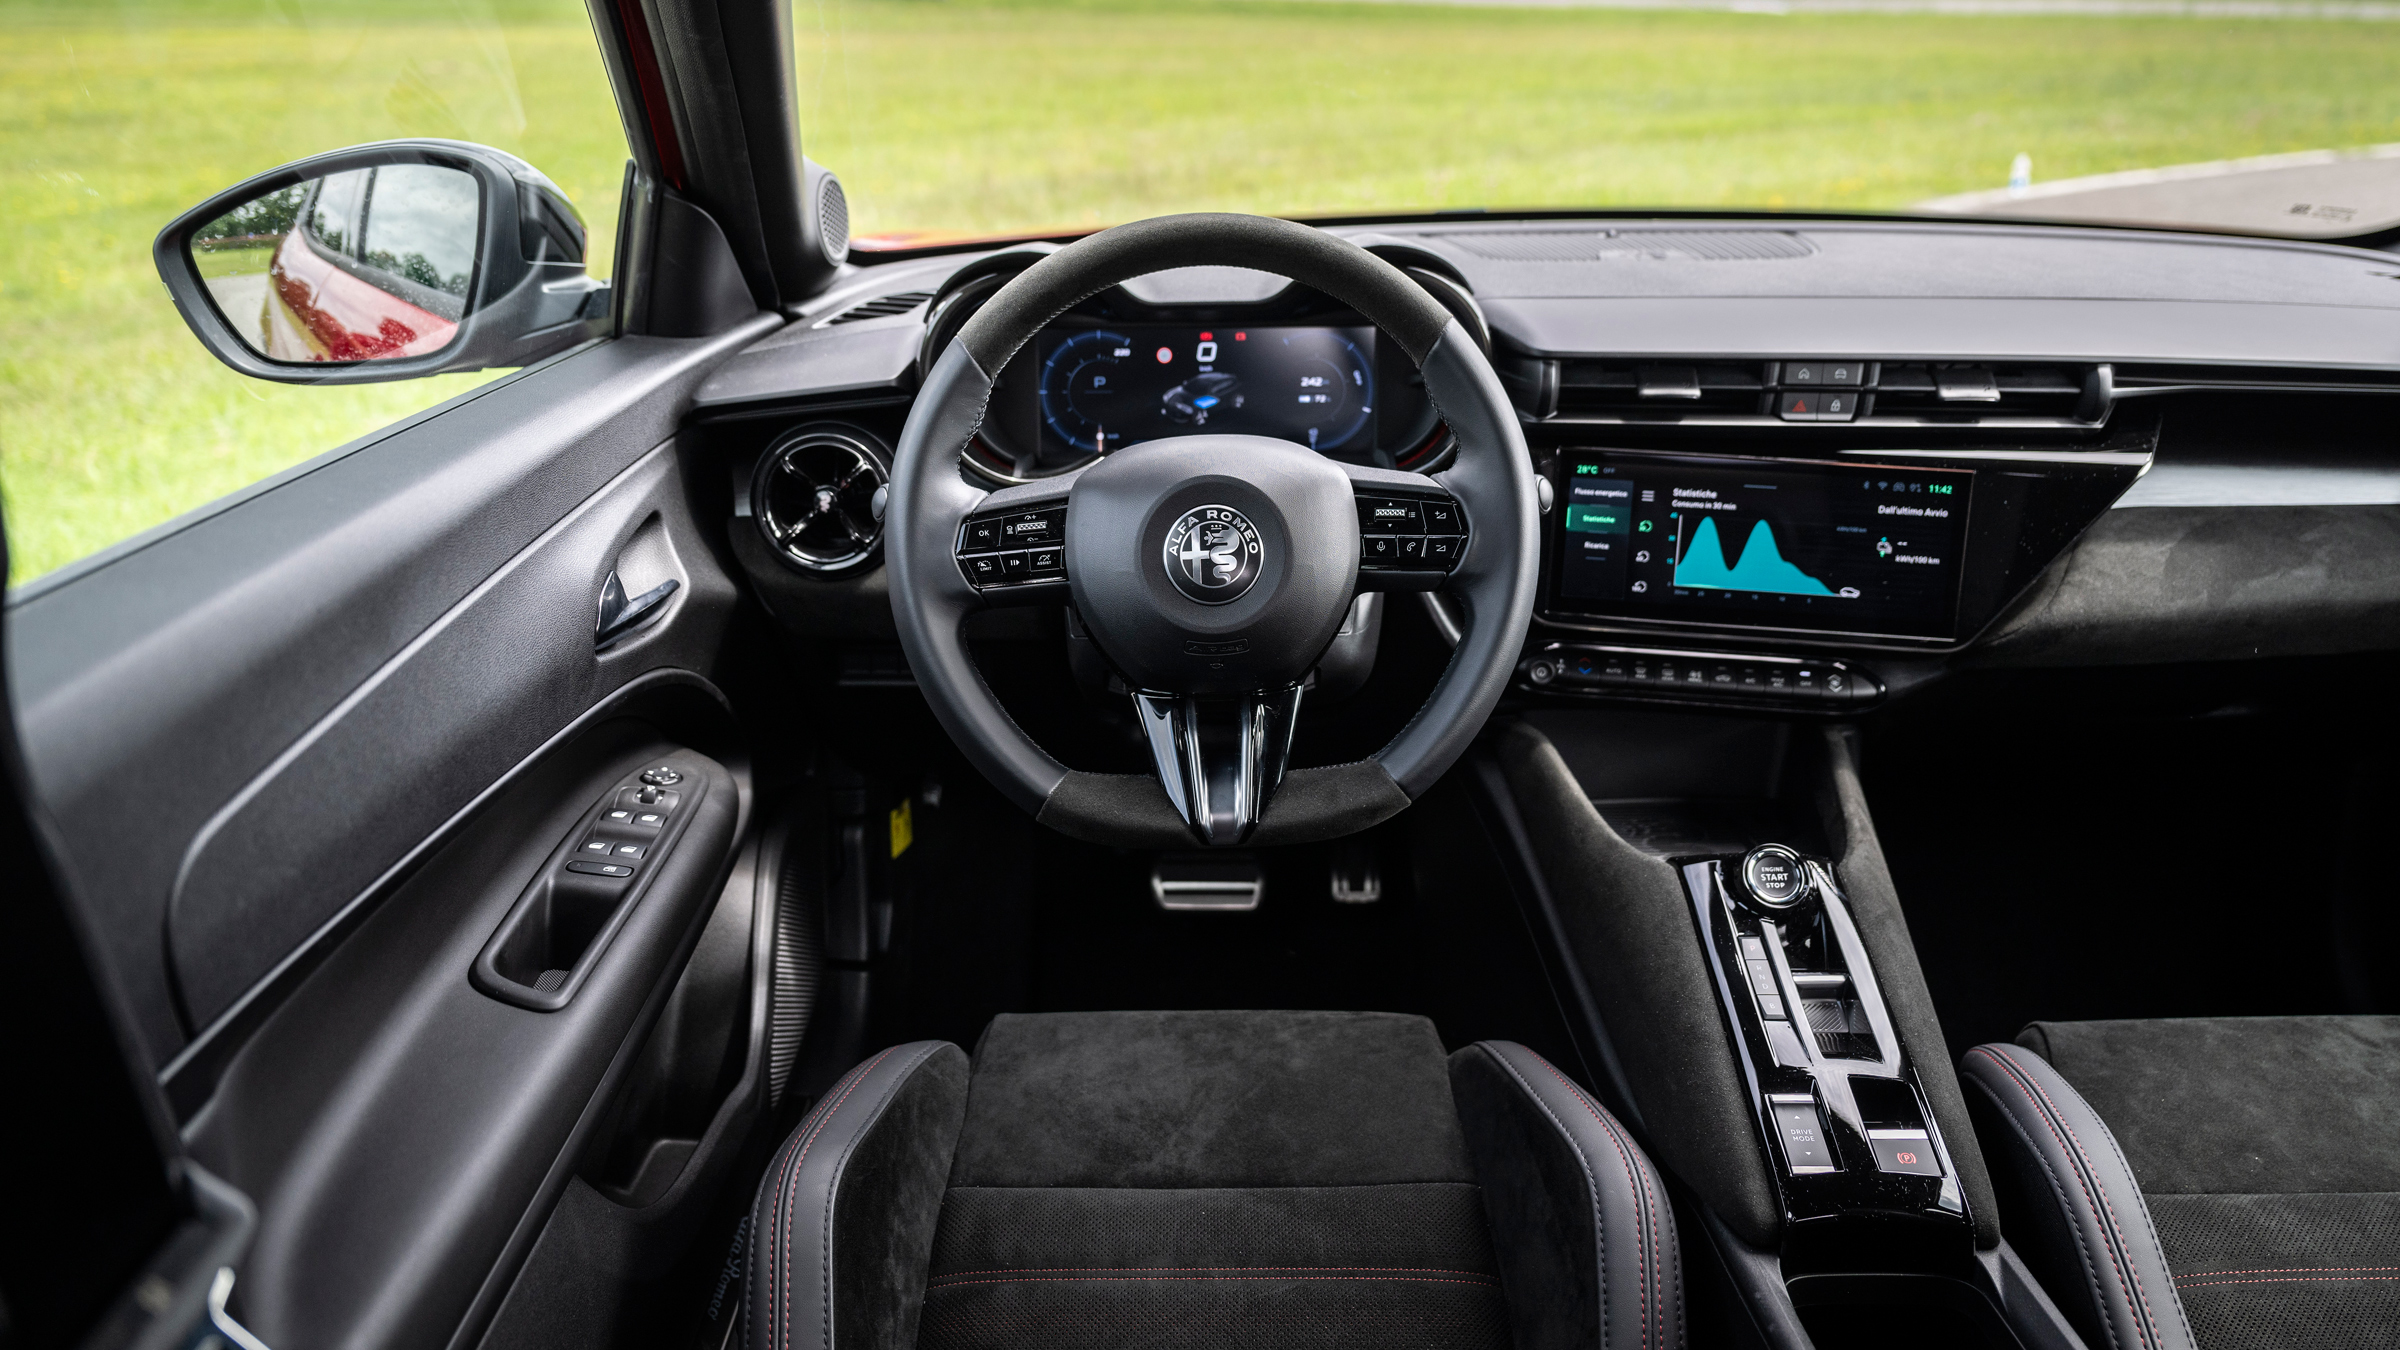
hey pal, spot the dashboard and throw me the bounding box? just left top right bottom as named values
left=695, top=216, right=2400, bottom=716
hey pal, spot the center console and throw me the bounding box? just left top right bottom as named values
left=1452, top=709, right=2085, bottom=1349
left=1689, top=843, right=1967, bottom=1229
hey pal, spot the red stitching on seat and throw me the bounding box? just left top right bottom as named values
left=2177, top=1273, right=2400, bottom=1289
left=1968, top=1046, right=2157, bottom=1350
left=771, top=1048, right=895, bottom=1350
left=2177, top=1265, right=2400, bottom=1282
left=1533, top=1053, right=1653, bottom=1350
left=924, top=1273, right=1502, bottom=1289
left=931, top=1265, right=1494, bottom=1279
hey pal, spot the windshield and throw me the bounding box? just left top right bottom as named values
left=794, top=0, right=2400, bottom=246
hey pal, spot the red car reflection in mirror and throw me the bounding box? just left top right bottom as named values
left=264, top=227, right=458, bottom=362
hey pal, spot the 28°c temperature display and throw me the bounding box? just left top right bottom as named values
left=1034, top=325, right=1376, bottom=458
left=1553, top=452, right=1975, bottom=639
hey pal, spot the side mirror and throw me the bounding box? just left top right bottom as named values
left=154, top=139, right=609, bottom=385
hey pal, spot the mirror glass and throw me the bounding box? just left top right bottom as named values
left=191, top=163, right=480, bottom=364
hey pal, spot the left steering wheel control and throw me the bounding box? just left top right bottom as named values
left=955, top=505, right=1070, bottom=593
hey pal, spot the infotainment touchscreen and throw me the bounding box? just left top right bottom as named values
left=1032, top=325, right=1378, bottom=459
left=1551, top=451, right=1974, bottom=640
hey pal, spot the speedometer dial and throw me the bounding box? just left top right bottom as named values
left=1035, top=325, right=1377, bottom=459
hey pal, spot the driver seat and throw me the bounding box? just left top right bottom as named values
left=745, top=1010, right=1680, bottom=1350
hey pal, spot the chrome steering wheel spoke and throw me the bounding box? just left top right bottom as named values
left=1131, top=685, right=1304, bottom=846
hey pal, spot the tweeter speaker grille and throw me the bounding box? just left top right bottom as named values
left=815, top=174, right=850, bottom=267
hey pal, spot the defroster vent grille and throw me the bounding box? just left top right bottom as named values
left=822, top=290, right=934, bottom=325
left=1440, top=229, right=1818, bottom=263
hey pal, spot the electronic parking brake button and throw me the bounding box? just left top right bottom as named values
left=1868, top=1129, right=1944, bottom=1177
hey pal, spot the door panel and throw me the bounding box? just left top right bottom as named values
left=182, top=711, right=744, bottom=1350
left=164, top=437, right=733, bottom=1030
left=6, top=318, right=774, bottom=1072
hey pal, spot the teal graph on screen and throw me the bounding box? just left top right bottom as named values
left=1674, top=515, right=1836, bottom=596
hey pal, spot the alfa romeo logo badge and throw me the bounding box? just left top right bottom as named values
left=1162, top=505, right=1262, bottom=604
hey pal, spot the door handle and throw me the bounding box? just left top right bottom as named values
left=596, top=570, right=679, bottom=648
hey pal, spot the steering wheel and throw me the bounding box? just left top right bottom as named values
left=888, top=214, right=1538, bottom=848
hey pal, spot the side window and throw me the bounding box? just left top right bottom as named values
left=0, top=3, right=628, bottom=585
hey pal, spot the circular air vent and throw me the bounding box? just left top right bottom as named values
left=752, top=425, right=887, bottom=575
left=815, top=173, right=850, bottom=267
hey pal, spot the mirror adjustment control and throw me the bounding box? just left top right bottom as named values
left=640, top=766, right=683, bottom=786
left=616, top=786, right=680, bottom=815
left=1740, top=844, right=1811, bottom=909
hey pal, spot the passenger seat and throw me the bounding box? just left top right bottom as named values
left=1962, top=1016, right=2400, bottom=1350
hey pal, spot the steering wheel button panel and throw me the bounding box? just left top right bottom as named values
left=1355, top=493, right=1470, bottom=574
left=956, top=507, right=1076, bottom=593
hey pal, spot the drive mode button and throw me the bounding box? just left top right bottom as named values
left=1772, top=1100, right=1836, bottom=1174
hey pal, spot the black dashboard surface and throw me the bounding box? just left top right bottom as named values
left=693, top=216, right=2400, bottom=707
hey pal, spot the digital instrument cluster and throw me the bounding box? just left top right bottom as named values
left=1033, top=325, right=1377, bottom=459
left=1551, top=451, right=1975, bottom=640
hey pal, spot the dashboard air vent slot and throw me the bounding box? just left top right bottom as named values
left=1439, top=230, right=1816, bottom=263
left=1555, top=360, right=1768, bottom=418
left=1870, top=363, right=2089, bottom=421
left=822, top=290, right=934, bottom=326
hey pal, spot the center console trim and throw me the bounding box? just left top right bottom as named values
left=1685, top=853, right=1972, bottom=1233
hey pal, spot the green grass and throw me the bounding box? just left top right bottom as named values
left=6, top=0, right=2400, bottom=583
left=0, top=0, right=627, bottom=583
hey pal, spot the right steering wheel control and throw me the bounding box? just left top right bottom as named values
left=1355, top=490, right=1470, bottom=575
left=1740, top=843, right=1813, bottom=910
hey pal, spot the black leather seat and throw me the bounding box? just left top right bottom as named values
left=746, top=1010, right=1680, bottom=1350
left=1963, top=1016, right=2400, bottom=1350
